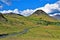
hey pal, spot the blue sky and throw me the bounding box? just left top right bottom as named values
left=0, top=0, right=58, bottom=10
left=0, top=0, right=60, bottom=16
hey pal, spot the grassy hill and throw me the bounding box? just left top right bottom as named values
left=0, top=10, right=60, bottom=40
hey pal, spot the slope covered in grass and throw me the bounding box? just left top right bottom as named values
left=28, top=10, right=59, bottom=22
left=0, top=10, right=60, bottom=40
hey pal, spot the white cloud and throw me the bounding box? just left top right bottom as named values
left=35, top=0, right=60, bottom=16
left=13, top=9, right=20, bottom=14
left=49, top=13, right=60, bottom=16
left=20, top=9, right=34, bottom=16
left=0, top=10, right=12, bottom=13
left=0, top=9, right=34, bottom=16
left=35, top=0, right=60, bottom=13
left=18, top=0, right=60, bottom=16
left=0, top=9, right=20, bottom=14
left=1, top=0, right=11, bottom=5
left=0, top=0, right=60, bottom=17
left=0, top=0, right=19, bottom=5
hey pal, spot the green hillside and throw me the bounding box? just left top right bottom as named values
left=0, top=10, right=60, bottom=40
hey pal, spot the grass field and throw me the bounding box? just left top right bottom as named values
left=0, top=12, right=60, bottom=40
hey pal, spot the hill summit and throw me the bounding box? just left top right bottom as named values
left=29, top=10, right=58, bottom=22
left=33, top=10, right=47, bottom=15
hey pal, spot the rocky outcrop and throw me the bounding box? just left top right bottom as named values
left=33, top=10, right=48, bottom=15
left=0, top=13, right=8, bottom=21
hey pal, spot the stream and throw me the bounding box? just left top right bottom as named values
left=0, top=28, right=29, bottom=38
left=0, top=26, right=35, bottom=38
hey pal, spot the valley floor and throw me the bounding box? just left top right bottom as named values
left=0, top=25, right=60, bottom=40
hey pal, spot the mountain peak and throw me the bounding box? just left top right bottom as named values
left=33, top=10, right=47, bottom=15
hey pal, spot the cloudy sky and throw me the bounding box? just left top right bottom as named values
left=0, top=0, right=60, bottom=16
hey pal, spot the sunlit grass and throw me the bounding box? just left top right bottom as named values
left=0, top=14, right=60, bottom=40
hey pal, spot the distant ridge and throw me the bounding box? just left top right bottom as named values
left=3, top=12, right=23, bottom=16
left=53, top=15, right=60, bottom=20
